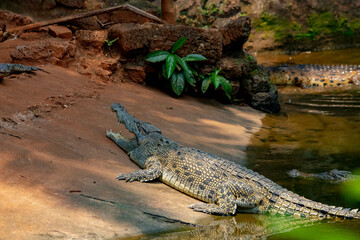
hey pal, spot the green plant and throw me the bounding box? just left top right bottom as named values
left=105, top=37, right=119, bottom=47
left=145, top=37, right=207, bottom=96
left=201, top=68, right=232, bottom=100
left=197, top=2, right=223, bottom=17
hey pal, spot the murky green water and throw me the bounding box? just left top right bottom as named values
left=245, top=87, right=360, bottom=239
left=247, top=87, right=360, bottom=207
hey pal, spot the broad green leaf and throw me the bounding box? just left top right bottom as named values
left=201, top=78, right=212, bottom=94
left=146, top=50, right=170, bottom=63
left=165, top=54, right=176, bottom=79
left=183, top=54, right=207, bottom=62
left=170, top=71, right=185, bottom=96
left=218, top=76, right=232, bottom=100
left=183, top=69, right=196, bottom=86
left=161, top=63, right=167, bottom=79
left=175, top=55, right=195, bottom=86
left=212, top=74, right=221, bottom=89
left=214, top=68, right=221, bottom=76
left=171, top=37, right=187, bottom=54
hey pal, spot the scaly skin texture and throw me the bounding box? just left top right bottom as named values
left=269, top=64, right=360, bottom=88
left=107, top=103, right=360, bottom=219
left=0, top=63, right=44, bottom=80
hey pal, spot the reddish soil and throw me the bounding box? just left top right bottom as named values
left=0, top=38, right=264, bottom=239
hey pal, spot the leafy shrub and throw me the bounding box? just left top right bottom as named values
left=145, top=37, right=207, bottom=96
left=200, top=68, right=232, bottom=100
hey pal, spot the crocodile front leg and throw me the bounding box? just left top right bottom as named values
left=116, top=156, right=162, bottom=182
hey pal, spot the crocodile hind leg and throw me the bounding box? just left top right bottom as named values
left=189, top=183, right=237, bottom=215
left=189, top=181, right=261, bottom=215
left=106, top=130, right=138, bottom=152
left=116, top=156, right=162, bottom=182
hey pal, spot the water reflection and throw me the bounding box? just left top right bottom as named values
left=254, top=48, right=360, bottom=66
left=143, top=214, right=360, bottom=240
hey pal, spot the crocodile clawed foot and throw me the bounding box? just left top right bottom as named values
left=116, top=173, right=136, bottom=182
left=189, top=203, right=218, bottom=215
left=189, top=203, right=235, bottom=216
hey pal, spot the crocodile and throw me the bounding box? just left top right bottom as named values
left=106, top=103, right=360, bottom=219
left=0, top=63, right=46, bottom=81
left=288, top=169, right=359, bottom=183
left=269, top=64, right=360, bottom=88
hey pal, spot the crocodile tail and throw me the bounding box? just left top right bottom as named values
left=261, top=188, right=360, bottom=219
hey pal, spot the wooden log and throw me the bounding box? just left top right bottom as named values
left=6, top=4, right=165, bottom=35
left=125, top=4, right=167, bottom=24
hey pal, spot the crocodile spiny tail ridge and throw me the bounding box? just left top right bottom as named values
left=217, top=161, right=360, bottom=219
left=259, top=185, right=360, bottom=219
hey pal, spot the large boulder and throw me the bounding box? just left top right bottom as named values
left=249, top=85, right=281, bottom=113
left=243, top=65, right=280, bottom=113
left=216, top=53, right=280, bottom=113
left=108, top=23, right=223, bottom=62
left=212, top=16, right=251, bottom=55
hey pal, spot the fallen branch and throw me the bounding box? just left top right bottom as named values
left=125, top=4, right=166, bottom=24
left=6, top=4, right=165, bottom=35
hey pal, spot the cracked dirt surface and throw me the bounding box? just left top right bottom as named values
left=0, top=59, right=264, bottom=239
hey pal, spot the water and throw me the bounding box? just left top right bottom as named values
left=254, top=48, right=360, bottom=66
left=247, top=87, right=360, bottom=208
left=245, top=87, right=360, bottom=239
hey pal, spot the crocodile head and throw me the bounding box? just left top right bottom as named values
left=107, top=103, right=171, bottom=153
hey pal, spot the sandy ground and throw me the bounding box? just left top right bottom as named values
left=0, top=57, right=264, bottom=238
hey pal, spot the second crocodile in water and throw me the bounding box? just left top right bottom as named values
left=107, top=103, right=359, bottom=219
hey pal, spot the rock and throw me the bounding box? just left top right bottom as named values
left=217, top=52, right=257, bottom=81
left=0, top=10, right=34, bottom=29
left=10, top=39, right=76, bottom=64
left=55, top=0, right=84, bottom=8
left=110, top=9, right=156, bottom=24
left=75, top=30, right=108, bottom=50
left=213, top=16, right=251, bottom=55
left=69, top=16, right=102, bottom=30
left=20, top=31, right=50, bottom=40
left=249, top=85, right=280, bottom=113
left=124, top=64, right=146, bottom=83
left=42, top=0, right=56, bottom=10
left=48, top=25, right=72, bottom=38
left=108, top=23, right=223, bottom=62
left=247, top=65, right=271, bottom=94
